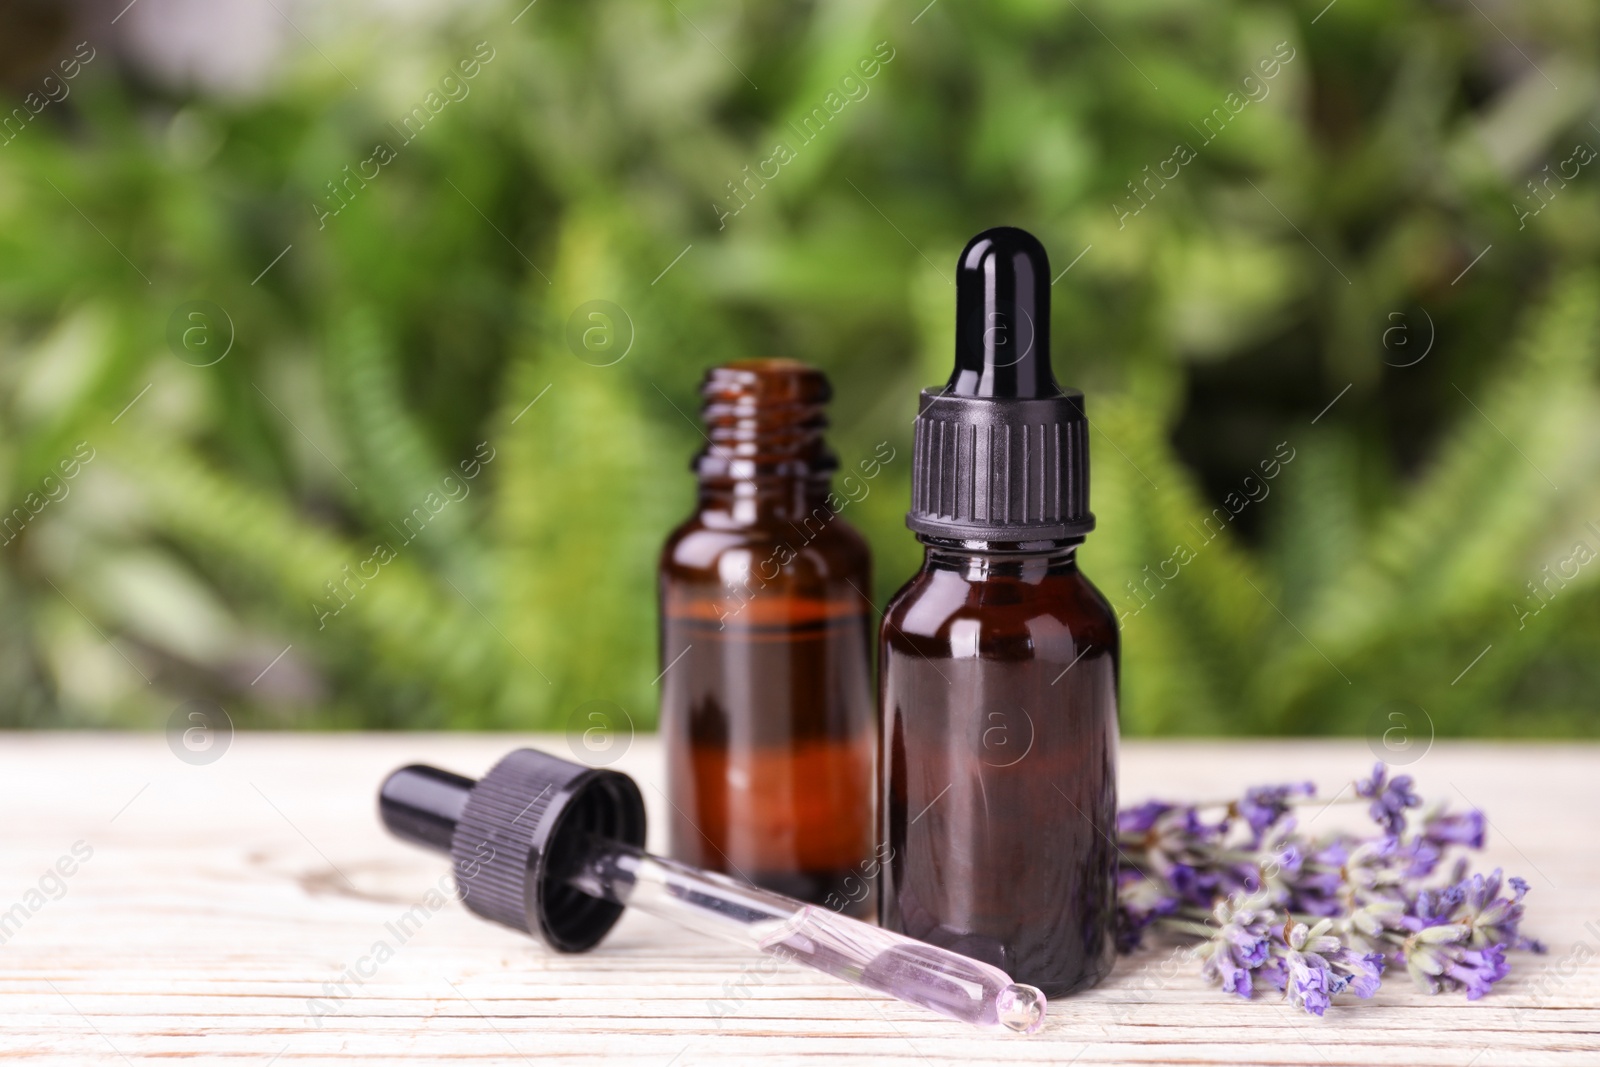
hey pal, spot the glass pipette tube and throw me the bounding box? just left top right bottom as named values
left=378, top=753, right=1048, bottom=1035
left=566, top=837, right=1047, bottom=1034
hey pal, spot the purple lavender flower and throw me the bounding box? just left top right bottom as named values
left=1257, top=917, right=1348, bottom=1016
left=1116, top=802, right=1226, bottom=910
left=1201, top=906, right=1387, bottom=1017
left=1420, top=805, right=1486, bottom=850
left=1293, top=836, right=1410, bottom=919
left=1117, top=800, right=1176, bottom=835
left=1415, top=868, right=1546, bottom=954
left=1344, top=838, right=1412, bottom=900
left=1169, top=862, right=1223, bottom=909
left=1114, top=868, right=1177, bottom=952
left=1286, top=836, right=1352, bottom=916
left=1412, top=881, right=1467, bottom=926
left=1199, top=896, right=1277, bottom=998
left=1237, top=781, right=1315, bottom=844
left=1355, top=762, right=1422, bottom=836
left=1480, top=876, right=1545, bottom=954
left=1244, top=825, right=1306, bottom=900
left=1397, top=836, right=1444, bottom=881
left=1326, top=944, right=1387, bottom=998
left=1404, top=924, right=1510, bottom=999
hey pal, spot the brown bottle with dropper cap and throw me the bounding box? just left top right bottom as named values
left=879, top=228, right=1120, bottom=996
left=659, top=360, right=877, bottom=916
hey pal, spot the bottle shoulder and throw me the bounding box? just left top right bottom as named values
left=882, top=561, right=1118, bottom=653
left=660, top=509, right=871, bottom=588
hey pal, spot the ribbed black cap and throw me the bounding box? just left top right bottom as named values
left=378, top=748, right=647, bottom=953
left=907, top=227, right=1094, bottom=543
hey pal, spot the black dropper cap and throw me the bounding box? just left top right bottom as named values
left=907, top=227, right=1094, bottom=544
left=379, top=748, right=647, bottom=953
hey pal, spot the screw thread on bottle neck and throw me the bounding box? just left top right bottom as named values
left=694, top=359, right=838, bottom=482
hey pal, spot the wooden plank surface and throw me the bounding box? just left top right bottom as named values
left=0, top=733, right=1595, bottom=1066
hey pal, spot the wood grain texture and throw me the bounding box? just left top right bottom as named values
left=0, top=734, right=1595, bottom=1066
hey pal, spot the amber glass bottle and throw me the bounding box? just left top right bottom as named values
left=659, top=359, right=877, bottom=915
left=879, top=228, right=1119, bottom=996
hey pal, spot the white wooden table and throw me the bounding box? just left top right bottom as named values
left=2, top=734, right=1595, bottom=1066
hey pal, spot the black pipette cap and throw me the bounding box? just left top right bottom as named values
left=378, top=748, right=647, bottom=952
left=907, top=227, right=1094, bottom=544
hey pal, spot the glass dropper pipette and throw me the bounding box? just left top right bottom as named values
left=568, top=837, right=1046, bottom=1031
left=379, top=748, right=1047, bottom=1034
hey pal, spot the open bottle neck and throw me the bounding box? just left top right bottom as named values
left=690, top=359, right=839, bottom=524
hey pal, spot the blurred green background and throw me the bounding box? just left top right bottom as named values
left=1, top=0, right=1597, bottom=736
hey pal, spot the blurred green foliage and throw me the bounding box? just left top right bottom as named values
left=1, top=0, right=1598, bottom=735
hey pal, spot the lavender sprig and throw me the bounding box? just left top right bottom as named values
left=1116, top=762, right=1543, bottom=1016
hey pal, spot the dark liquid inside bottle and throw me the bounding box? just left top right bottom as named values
left=660, top=360, right=877, bottom=916
left=880, top=546, right=1119, bottom=996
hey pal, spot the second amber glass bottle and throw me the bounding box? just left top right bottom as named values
left=880, top=228, right=1119, bottom=996
left=659, top=360, right=876, bottom=915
